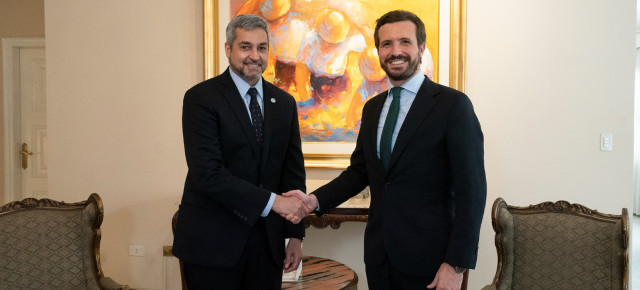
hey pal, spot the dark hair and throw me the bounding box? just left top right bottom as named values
left=226, top=14, right=269, bottom=45
left=374, top=10, right=426, bottom=49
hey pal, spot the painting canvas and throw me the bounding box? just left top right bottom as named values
left=229, top=0, right=439, bottom=144
left=206, top=0, right=466, bottom=168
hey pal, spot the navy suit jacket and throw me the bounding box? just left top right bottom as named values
left=173, top=68, right=306, bottom=268
left=313, top=76, right=486, bottom=277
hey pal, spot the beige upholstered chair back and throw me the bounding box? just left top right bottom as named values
left=487, top=198, right=628, bottom=290
left=0, top=193, right=126, bottom=289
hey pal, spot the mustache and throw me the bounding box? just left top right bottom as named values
left=244, top=59, right=263, bottom=66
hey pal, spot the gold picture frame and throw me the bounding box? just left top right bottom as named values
left=203, top=0, right=467, bottom=168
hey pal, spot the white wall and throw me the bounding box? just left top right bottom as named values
left=45, top=1, right=202, bottom=287
left=467, top=0, right=636, bottom=287
left=44, top=0, right=636, bottom=289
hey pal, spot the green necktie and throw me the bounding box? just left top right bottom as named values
left=380, top=87, right=403, bottom=169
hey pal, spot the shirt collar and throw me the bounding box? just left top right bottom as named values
left=387, top=73, right=425, bottom=96
left=229, top=68, right=264, bottom=98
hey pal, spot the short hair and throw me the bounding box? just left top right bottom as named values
left=374, top=10, right=426, bottom=49
left=226, top=14, right=269, bottom=45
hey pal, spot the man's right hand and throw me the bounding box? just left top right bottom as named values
left=272, top=194, right=308, bottom=224
left=283, top=190, right=318, bottom=213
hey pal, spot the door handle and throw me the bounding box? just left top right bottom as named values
left=21, top=143, right=33, bottom=169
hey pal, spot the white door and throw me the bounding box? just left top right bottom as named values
left=19, top=48, right=47, bottom=198
left=2, top=39, right=47, bottom=202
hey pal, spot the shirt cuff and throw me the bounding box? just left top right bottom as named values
left=261, top=192, right=276, bottom=217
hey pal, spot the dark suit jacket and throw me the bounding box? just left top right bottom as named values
left=173, top=68, right=306, bottom=268
left=313, top=76, right=486, bottom=277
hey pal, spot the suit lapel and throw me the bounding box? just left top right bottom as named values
left=364, top=92, right=388, bottom=174
left=387, top=78, right=439, bottom=171
left=219, top=69, right=262, bottom=158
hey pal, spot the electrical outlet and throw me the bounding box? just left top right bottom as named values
left=128, top=245, right=145, bottom=257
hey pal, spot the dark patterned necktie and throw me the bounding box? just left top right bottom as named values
left=248, top=87, right=264, bottom=147
left=380, top=87, right=403, bottom=169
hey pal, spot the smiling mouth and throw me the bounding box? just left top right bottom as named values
left=387, top=57, right=408, bottom=67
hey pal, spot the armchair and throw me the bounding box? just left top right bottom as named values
left=0, top=193, right=128, bottom=289
left=484, top=198, right=628, bottom=290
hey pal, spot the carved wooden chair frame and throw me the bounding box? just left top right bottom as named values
left=490, top=197, right=629, bottom=289
left=0, top=193, right=109, bottom=282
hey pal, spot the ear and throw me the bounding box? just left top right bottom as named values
left=418, top=42, right=426, bottom=59
left=225, top=42, right=231, bottom=58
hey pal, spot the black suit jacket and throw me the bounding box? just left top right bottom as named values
left=173, top=68, right=306, bottom=268
left=313, top=76, right=486, bottom=277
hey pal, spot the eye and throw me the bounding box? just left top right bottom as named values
left=259, top=46, right=268, bottom=51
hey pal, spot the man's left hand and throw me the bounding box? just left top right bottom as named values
left=283, top=238, right=302, bottom=273
left=426, top=262, right=463, bottom=290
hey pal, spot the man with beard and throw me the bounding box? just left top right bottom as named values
left=284, top=10, right=486, bottom=290
left=173, top=14, right=308, bottom=289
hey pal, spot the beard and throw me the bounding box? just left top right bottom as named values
left=380, top=54, right=421, bottom=82
left=230, top=60, right=265, bottom=85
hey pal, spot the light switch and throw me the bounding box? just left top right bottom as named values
left=600, top=133, right=612, bottom=152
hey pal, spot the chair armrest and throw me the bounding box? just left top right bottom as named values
left=100, top=276, right=129, bottom=290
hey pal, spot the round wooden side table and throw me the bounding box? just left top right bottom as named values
left=282, top=256, right=358, bottom=290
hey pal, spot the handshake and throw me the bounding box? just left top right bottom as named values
left=272, top=190, right=318, bottom=224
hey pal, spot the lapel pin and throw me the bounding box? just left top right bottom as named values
left=271, top=98, right=276, bottom=103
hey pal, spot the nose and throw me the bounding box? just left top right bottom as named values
left=249, top=48, right=260, bottom=60
left=391, top=43, right=403, bottom=56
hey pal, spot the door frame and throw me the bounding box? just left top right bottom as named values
left=635, top=32, right=640, bottom=215
left=2, top=38, right=45, bottom=202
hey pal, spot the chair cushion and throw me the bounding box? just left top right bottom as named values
left=0, top=203, right=101, bottom=289
left=505, top=212, right=621, bottom=289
